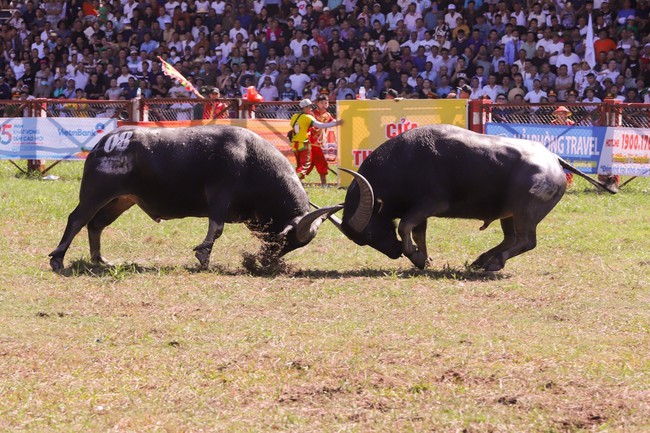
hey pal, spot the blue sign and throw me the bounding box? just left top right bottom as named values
left=485, top=123, right=608, bottom=174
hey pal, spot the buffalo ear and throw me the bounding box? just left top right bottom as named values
left=294, top=205, right=344, bottom=243
left=376, top=198, right=385, bottom=215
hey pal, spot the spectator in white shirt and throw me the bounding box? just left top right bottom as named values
left=444, top=4, right=462, bottom=29
left=555, top=43, right=581, bottom=71
left=524, top=78, right=547, bottom=103
left=229, top=20, right=249, bottom=42
left=386, top=4, right=404, bottom=30
left=481, top=74, right=502, bottom=101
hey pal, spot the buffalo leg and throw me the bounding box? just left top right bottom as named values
left=471, top=217, right=517, bottom=270
left=411, top=220, right=431, bottom=269
left=193, top=194, right=229, bottom=269
left=398, top=207, right=440, bottom=269
left=483, top=223, right=537, bottom=272
left=87, top=197, right=136, bottom=264
left=49, top=201, right=111, bottom=272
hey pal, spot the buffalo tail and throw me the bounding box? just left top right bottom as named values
left=558, top=158, right=618, bottom=195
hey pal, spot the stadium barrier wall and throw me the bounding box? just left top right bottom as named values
left=1, top=98, right=648, bottom=181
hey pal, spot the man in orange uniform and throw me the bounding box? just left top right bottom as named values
left=290, top=98, right=343, bottom=180
left=551, top=106, right=575, bottom=187
left=306, top=94, right=336, bottom=186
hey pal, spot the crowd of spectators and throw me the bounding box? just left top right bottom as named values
left=0, top=0, right=649, bottom=106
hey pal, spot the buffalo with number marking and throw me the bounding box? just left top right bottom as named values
left=49, top=125, right=339, bottom=272
left=334, top=124, right=613, bottom=271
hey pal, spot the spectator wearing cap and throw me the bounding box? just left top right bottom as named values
left=444, top=4, right=461, bottom=29
left=127, top=49, right=142, bottom=74
left=202, top=87, right=228, bottom=119
left=551, top=106, right=576, bottom=186
left=371, top=3, right=386, bottom=27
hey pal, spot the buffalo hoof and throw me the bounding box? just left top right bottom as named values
left=91, top=255, right=112, bottom=266
left=407, top=251, right=429, bottom=270
left=483, top=258, right=505, bottom=272
left=471, top=253, right=493, bottom=270
left=194, top=248, right=211, bottom=270
left=50, top=256, right=64, bottom=273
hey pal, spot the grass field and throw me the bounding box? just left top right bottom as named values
left=1, top=160, right=649, bottom=432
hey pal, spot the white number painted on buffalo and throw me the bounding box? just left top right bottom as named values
left=104, top=131, right=134, bottom=153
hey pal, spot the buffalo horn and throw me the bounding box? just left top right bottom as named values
left=339, top=167, right=374, bottom=233
left=310, top=201, right=343, bottom=231
left=295, top=205, right=344, bottom=243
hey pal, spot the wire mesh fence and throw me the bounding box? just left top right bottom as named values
left=619, top=104, right=650, bottom=128
left=243, top=101, right=338, bottom=120
left=142, top=98, right=240, bottom=121
left=40, top=100, right=133, bottom=119
left=486, top=103, right=604, bottom=126
left=0, top=100, right=33, bottom=117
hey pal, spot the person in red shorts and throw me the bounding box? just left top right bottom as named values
left=551, top=106, right=575, bottom=187
left=306, top=94, right=336, bottom=186
left=290, top=98, right=343, bottom=181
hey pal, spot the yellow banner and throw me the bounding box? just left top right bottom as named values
left=336, top=99, right=468, bottom=186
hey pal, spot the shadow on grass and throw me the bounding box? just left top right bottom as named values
left=293, top=266, right=508, bottom=281
left=60, top=258, right=506, bottom=281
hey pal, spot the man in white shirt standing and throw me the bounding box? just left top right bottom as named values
left=386, top=3, right=404, bottom=31
left=524, top=78, right=547, bottom=104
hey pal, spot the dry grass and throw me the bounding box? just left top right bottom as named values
left=0, top=161, right=649, bottom=432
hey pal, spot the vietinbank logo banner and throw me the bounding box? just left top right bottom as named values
left=485, top=123, right=607, bottom=174
left=0, top=117, right=117, bottom=160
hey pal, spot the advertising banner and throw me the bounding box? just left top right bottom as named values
left=485, top=123, right=606, bottom=174
left=337, top=99, right=468, bottom=186
left=0, top=117, right=117, bottom=160
left=128, top=118, right=309, bottom=165
left=601, top=127, right=650, bottom=176
left=485, top=123, right=650, bottom=176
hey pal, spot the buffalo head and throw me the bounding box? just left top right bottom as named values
left=277, top=205, right=344, bottom=257
left=336, top=168, right=402, bottom=260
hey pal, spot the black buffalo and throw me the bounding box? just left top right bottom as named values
left=335, top=124, right=613, bottom=271
left=49, top=125, right=339, bottom=272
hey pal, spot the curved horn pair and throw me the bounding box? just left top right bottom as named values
left=294, top=205, right=344, bottom=243
left=339, top=168, right=374, bottom=233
